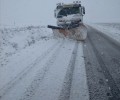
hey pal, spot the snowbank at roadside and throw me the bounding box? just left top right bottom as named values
left=90, top=23, right=120, bottom=43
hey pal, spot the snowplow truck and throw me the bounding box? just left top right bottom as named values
left=48, top=1, right=87, bottom=40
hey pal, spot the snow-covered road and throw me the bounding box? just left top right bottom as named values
left=1, top=24, right=120, bottom=100
left=0, top=36, right=89, bottom=100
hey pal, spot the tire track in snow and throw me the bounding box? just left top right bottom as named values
left=58, top=41, right=78, bottom=100
left=19, top=39, right=65, bottom=100
left=69, top=43, right=89, bottom=100
left=0, top=40, right=61, bottom=99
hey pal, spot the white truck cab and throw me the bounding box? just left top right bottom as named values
left=54, top=1, right=85, bottom=27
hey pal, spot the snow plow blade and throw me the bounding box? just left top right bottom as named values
left=48, top=24, right=79, bottom=29
left=47, top=24, right=87, bottom=41
left=48, top=25, right=64, bottom=29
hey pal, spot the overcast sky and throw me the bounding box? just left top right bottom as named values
left=0, top=0, right=120, bottom=26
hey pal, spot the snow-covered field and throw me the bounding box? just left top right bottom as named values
left=90, top=23, right=120, bottom=43
left=0, top=26, right=52, bottom=67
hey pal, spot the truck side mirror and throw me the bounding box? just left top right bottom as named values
left=54, top=13, right=56, bottom=18
left=54, top=10, right=56, bottom=17
left=83, top=7, right=85, bottom=15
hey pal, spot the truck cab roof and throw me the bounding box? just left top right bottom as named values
left=56, top=3, right=81, bottom=9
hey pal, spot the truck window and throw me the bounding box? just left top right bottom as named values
left=57, top=7, right=79, bottom=18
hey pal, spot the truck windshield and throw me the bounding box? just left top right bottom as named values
left=57, top=7, right=79, bottom=18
